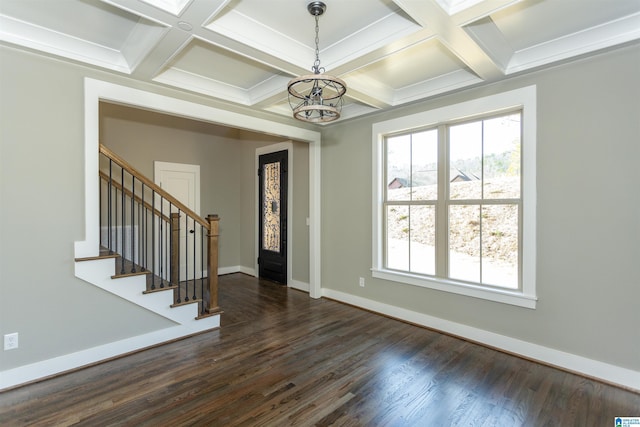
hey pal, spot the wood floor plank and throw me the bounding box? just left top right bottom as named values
left=1, top=273, right=638, bottom=426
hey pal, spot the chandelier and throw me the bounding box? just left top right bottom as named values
left=288, top=1, right=347, bottom=123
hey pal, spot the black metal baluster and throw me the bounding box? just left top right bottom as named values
left=108, top=160, right=113, bottom=254
left=120, top=168, right=125, bottom=274
left=175, top=207, right=181, bottom=303
left=192, top=218, right=197, bottom=301
left=160, top=196, right=164, bottom=288
left=130, top=177, right=136, bottom=273
left=201, top=224, right=205, bottom=314
left=115, top=187, right=119, bottom=261
left=185, top=211, right=189, bottom=302
left=151, top=189, right=156, bottom=290
left=160, top=217, right=171, bottom=286
left=138, top=202, right=142, bottom=272
left=141, top=184, right=146, bottom=272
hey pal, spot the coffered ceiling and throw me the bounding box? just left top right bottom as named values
left=1, top=0, right=639, bottom=124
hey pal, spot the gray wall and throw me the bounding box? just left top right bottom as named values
left=320, top=43, right=640, bottom=371
left=0, top=48, right=175, bottom=371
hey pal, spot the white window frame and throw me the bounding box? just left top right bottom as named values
left=372, top=86, right=537, bottom=309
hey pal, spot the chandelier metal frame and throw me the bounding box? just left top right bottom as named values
left=288, top=1, right=347, bottom=123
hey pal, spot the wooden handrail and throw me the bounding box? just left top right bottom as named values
left=99, top=171, right=170, bottom=223
left=100, top=144, right=209, bottom=229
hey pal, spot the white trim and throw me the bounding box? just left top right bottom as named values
left=0, top=321, right=218, bottom=391
left=218, top=265, right=240, bottom=275
left=371, top=268, right=537, bottom=309
left=255, top=142, right=294, bottom=288
left=308, top=139, right=322, bottom=299
left=216, top=266, right=307, bottom=292
left=215, top=265, right=257, bottom=276
left=371, top=85, right=537, bottom=308
left=290, top=280, right=310, bottom=293
left=238, top=265, right=256, bottom=276
left=75, top=77, right=322, bottom=297
left=321, top=288, right=640, bottom=392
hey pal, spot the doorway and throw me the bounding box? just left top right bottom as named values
left=258, top=150, right=288, bottom=284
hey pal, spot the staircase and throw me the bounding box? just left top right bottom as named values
left=75, top=144, right=221, bottom=333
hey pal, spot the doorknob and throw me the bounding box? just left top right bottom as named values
left=189, top=229, right=195, bottom=234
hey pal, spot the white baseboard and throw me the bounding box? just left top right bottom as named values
left=0, top=318, right=219, bottom=391
left=290, top=280, right=309, bottom=292
left=218, top=265, right=256, bottom=276
left=238, top=265, right=256, bottom=276
left=222, top=266, right=305, bottom=292
left=321, top=288, right=640, bottom=392
left=218, top=265, right=241, bottom=275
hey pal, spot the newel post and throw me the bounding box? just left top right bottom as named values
left=170, top=213, right=180, bottom=288
left=207, top=214, right=220, bottom=313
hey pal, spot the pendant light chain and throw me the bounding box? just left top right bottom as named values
left=313, top=14, right=324, bottom=74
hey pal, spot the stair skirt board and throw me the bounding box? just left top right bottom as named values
left=0, top=320, right=219, bottom=390
left=74, top=257, right=210, bottom=325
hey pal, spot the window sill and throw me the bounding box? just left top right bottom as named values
left=371, top=268, right=537, bottom=309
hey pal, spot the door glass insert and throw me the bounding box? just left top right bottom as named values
left=262, top=161, right=280, bottom=252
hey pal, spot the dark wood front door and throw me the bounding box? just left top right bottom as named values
left=258, top=150, right=288, bottom=284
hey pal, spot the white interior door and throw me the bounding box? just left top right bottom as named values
left=154, top=161, right=201, bottom=281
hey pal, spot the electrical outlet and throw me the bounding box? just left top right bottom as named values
left=4, top=333, right=18, bottom=350
left=359, top=277, right=365, bottom=287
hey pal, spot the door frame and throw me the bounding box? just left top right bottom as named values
left=255, top=142, right=293, bottom=287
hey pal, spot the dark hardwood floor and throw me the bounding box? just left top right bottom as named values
left=1, top=273, right=638, bottom=426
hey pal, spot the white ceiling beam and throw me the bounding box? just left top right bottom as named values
left=394, top=69, right=483, bottom=104
left=448, top=0, right=523, bottom=26
left=393, top=0, right=505, bottom=80
left=464, top=17, right=514, bottom=72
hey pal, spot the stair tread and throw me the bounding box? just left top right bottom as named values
left=75, top=253, right=119, bottom=262
left=111, top=270, right=152, bottom=279
left=143, top=285, right=178, bottom=294
left=171, top=298, right=202, bottom=308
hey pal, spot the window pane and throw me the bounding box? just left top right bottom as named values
left=411, top=129, right=438, bottom=201
left=482, top=205, right=519, bottom=289
left=483, top=114, right=521, bottom=199
left=387, top=135, right=411, bottom=201
left=410, top=205, right=435, bottom=275
left=386, top=205, right=409, bottom=270
left=449, top=205, right=480, bottom=282
left=449, top=122, right=482, bottom=200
